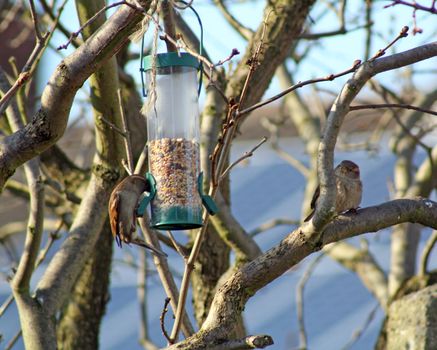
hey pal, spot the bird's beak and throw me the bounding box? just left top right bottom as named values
left=353, top=168, right=360, bottom=175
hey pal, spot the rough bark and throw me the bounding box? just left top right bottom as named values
left=26, top=4, right=154, bottom=346
left=387, top=92, right=437, bottom=296
left=166, top=41, right=437, bottom=348
left=167, top=199, right=437, bottom=349
left=4, top=69, right=50, bottom=350
left=313, top=42, right=437, bottom=232
left=189, top=0, right=316, bottom=334
left=57, top=222, right=113, bottom=350
left=225, top=0, right=317, bottom=110
left=0, top=0, right=151, bottom=190
left=54, top=1, right=125, bottom=348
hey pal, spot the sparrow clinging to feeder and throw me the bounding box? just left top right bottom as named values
left=304, top=160, right=362, bottom=222
left=109, top=175, right=167, bottom=257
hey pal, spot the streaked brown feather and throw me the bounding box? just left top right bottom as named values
left=109, top=191, right=122, bottom=247
left=109, top=175, right=149, bottom=248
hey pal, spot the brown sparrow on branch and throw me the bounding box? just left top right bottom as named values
left=109, top=175, right=166, bottom=257
left=304, top=160, right=362, bottom=222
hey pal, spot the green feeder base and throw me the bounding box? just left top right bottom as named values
left=150, top=205, right=203, bottom=230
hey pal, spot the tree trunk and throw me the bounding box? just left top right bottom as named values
left=57, top=221, right=113, bottom=349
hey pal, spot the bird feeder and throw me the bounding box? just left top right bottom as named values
left=136, top=52, right=217, bottom=230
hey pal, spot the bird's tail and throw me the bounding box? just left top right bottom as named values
left=131, top=238, right=168, bottom=257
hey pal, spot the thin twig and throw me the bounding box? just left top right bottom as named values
left=240, top=26, right=408, bottom=117
left=213, top=48, right=240, bottom=68
left=138, top=253, right=148, bottom=313
left=364, top=0, right=373, bottom=60
left=152, top=232, right=189, bottom=256
left=261, top=117, right=310, bottom=178
left=160, top=297, right=172, bottom=343
left=214, top=0, right=253, bottom=40
left=238, top=10, right=271, bottom=110
left=166, top=231, right=188, bottom=259
left=122, top=159, right=133, bottom=176
left=368, top=25, right=409, bottom=61
left=210, top=12, right=270, bottom=187
left=299, top=21, right=372, bottom=40
left=350, top=103, right=437, bottom=116
left=117, top=88, right=134, bottom=172
left=168, top=219, right=209, bottom=343
left=57, top=0, right=220, bottom=78
left=28, top=0, right=43, bottom=40
left=138, top=248, right=158, bottom=349
left=35, top=220, right=64, bottom=267
left=296, top=252, right=326, bottom=350
left=0, top=294, right=14, bottom=317
left=57, top=1, right=131, bottom=50
left=419, top=230, right=437, bottom=276
left=300, top=0, right=372, bottom=41
left=384, top=0, right=437, bottom=14
left=0, top=0, right=67, bottom=114
left=0, top=220, right=64, bottom=318
left=98, top=115, right=127, bottom=137
left=391, top=107, right=433, bottom=155
left=1, top=239, right=18, bottom=265
left=4, top=330, right=22, bottom=350
left=220, top=137, right=267, bottom=181
left=249, top=219, right=300, bottom=237
left=138, top=217, right=195, bottom=338
left=369, top=79, right=405, bottom=104
left=340, top=303, right=379, bottom=350
left=237, top=59, right=362, bottom=117
left=169, top=11, right=271, bottom=343
left=39, top=0, right=82, bottom=47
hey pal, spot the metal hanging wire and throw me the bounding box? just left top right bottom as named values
left=139, top=0, right=204, bottom=97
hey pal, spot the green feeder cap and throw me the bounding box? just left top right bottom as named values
left=143, top=52, right=200, bottom=71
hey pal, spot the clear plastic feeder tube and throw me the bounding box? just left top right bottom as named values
left=144, top=53, right=202, bottom=230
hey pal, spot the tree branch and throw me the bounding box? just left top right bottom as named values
left=419, top=230, right=437, bottom=276
left=2, top=67, right=45, bottom=295
left=208, top=335, right=274, bottom=350
left=0, top=0, right=152, bottom=190
left=138, top=217, right=195, bottom=338
left=384, top=0, right=437, bottom=14
left=161, top=0, right=178, bottom=52
left=312, top=41, right=437, bottom=233
left=211, top=191, right=262, bottom=261
left=214, top=0, right=253, bottom=40
left=350, top=103, right=437, bottom=116
left=296, top=252, right=326, bottom=349
left=35, top=174, right=113, bottom=315
left=249, top=219, right=300, bottom=237
left=167, top=198, right=437, bottom=349
left=238, top=60, right=361, bottom=117
left=0, top=0, right=67, bottom=116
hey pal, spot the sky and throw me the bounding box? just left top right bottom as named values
left=39, top=0, right=437, bottom=122
left=2, top=2, right=436, bottom=348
